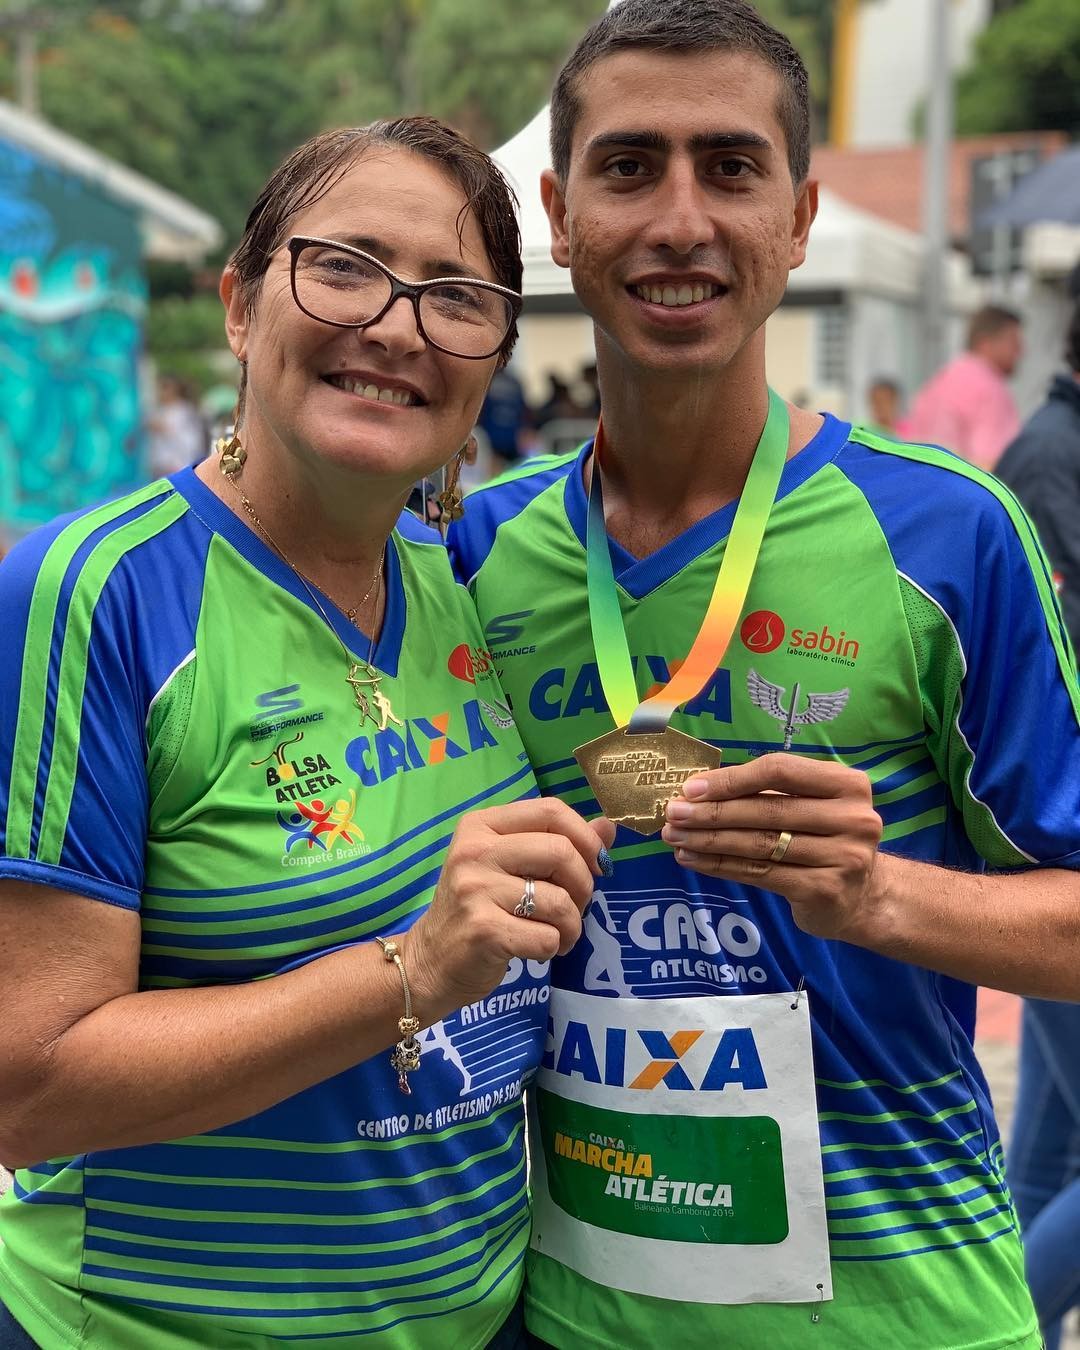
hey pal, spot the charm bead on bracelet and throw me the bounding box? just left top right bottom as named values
left=376, top=936, right=422, bottom=1094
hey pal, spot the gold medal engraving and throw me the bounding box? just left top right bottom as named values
left=575, top=726, right=723, bottom=836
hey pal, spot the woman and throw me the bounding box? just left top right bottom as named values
left=0, top=117, right=612, bottom=1349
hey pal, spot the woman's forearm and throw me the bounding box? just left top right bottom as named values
left=6, top=942, right=418, bottom=1166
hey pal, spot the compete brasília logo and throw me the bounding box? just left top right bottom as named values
left=277, top=790, right=363, bottom=852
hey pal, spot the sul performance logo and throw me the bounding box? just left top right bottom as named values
left=740, top=609, right=862, bottom=669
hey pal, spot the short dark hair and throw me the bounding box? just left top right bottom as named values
left=229, top=116, right=522, bottom=364
left=1066, top=300, right=1080, bottom=373
left=966, top=304, right=1021, bottom=349
left=550, top=0, right=811, bottom=187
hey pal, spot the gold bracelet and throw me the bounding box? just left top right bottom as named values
left=375, top=936, right=422, bottom=1094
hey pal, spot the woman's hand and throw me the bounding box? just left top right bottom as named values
left=406, top=799, right=615, bottom=1024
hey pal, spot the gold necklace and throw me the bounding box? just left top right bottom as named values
left=220, top=449, right=400, bottom=733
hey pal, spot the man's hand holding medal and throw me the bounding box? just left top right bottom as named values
left=660, top=754, right=885, bottom=941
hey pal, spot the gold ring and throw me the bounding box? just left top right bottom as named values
left=769, top=830, right=793, bottom=863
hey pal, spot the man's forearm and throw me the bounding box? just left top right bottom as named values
left=860, top=854, right=1080, bottom=999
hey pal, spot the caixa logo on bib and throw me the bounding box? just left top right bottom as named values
left=544, top=1019, right=767, bottom=1093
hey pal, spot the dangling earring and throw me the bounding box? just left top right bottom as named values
left=216, top=431, right=247, bottom=478
left=216, top=393, right=247, bottom=477
left=435, top=438, right=472, bottom=535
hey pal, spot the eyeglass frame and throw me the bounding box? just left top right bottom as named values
left=286, top=236, right=523, bottom=361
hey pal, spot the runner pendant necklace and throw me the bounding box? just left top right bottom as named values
left=575, top=389, right=790, bottom=835
left=221, top=452, right=400, bottom=733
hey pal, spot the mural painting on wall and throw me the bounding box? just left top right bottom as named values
left=0, top=136, right=147, bottom=538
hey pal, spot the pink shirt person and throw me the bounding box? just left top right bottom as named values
left=902, top=306, right=1023, bottom=471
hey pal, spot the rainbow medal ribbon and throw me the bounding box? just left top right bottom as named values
left=574, top=388, right=790, bottom=835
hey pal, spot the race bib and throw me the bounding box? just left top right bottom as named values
left=530, top=989, right=832, bottom=1304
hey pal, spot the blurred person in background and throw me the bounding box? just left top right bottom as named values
left=478, top=363, right=532, bottom=471
left=904, top=304, right=1023, bottom=469
left=147, top=372, right=208, bottom=477
left=996, top=297, right=1080, bottom=1350
left=533, top=372, right=581, bottom=427
left=579, top=361, right=601, bottom=418
left=0, top=115, right=613, bottom=1350
left=865, top=375, right=903, bottom=437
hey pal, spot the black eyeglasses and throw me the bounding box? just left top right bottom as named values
left=287, top=236, right=522, bottom=360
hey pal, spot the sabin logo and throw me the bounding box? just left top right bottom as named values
left=447, top=644, right=494, bottom=684
left=740, top=610, right=786, bottom=654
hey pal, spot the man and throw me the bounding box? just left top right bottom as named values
left=903, top=303, right=1024, bottom=469
left=994, top=299, right=1080, bottom=1349
left=997, top=300, right=1080, bottom=652
left=450, top=4, right=1080, bottom=1348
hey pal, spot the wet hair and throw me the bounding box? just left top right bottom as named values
left=966, top=304, right=1021, bottom=350
left=227, top=116, right=522, bottom=410
left=550, top=0, right=811, bottom=187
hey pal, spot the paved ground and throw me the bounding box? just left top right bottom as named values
left=1, top=992, right=1075, bottom=1344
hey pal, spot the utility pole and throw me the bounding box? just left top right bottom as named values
left=0, top=10, right=60, bottom=117
left=15, top=27, right=38, bottom=115
left=921, top=0, right=953, bottom=380
left=829, top=0, right=859, bottom=148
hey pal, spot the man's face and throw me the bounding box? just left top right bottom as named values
left=542, top=48, right=816, bottom=380
left=869, top=382, right=900, bottom=428
left=985, top=322, right=1023, bottom=377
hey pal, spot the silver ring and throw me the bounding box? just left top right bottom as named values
left=513, top=876, right=537, bottom=918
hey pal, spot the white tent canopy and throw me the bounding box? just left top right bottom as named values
left=492, top=106, right=968, bottom=303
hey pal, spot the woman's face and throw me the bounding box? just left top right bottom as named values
left=224, top=146, right=504, bottom=493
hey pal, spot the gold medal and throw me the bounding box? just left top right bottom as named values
left=575, top=726, right=723, bottom=836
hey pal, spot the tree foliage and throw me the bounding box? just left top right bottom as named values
left=0, top=0, right=843, bottom=387
left=955, top=0, right=1080, bottom=137
left=0, top=0, right=851, bottom=248
left=0, top=0, right=612, bottom=246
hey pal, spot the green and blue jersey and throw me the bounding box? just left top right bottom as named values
left=450, top=417, right=1080, bottom=1350
left=0, top=468, right=542, bottom=1349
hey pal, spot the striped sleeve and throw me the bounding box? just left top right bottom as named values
left=842, top=433, right=1080, bottom=869
left=0, top=483, right=194, bottom=909
left=448, top=451, right=580, bottom=586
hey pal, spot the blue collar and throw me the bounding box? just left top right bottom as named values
left=562, top=412, right=851, bottom=599
left=169, top=466, right=406, bottom=679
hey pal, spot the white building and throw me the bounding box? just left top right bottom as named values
left=846, top=0, right=995, bottom=148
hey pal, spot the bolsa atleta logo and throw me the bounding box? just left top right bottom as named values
left=251, top=731, right=344, bottom=803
